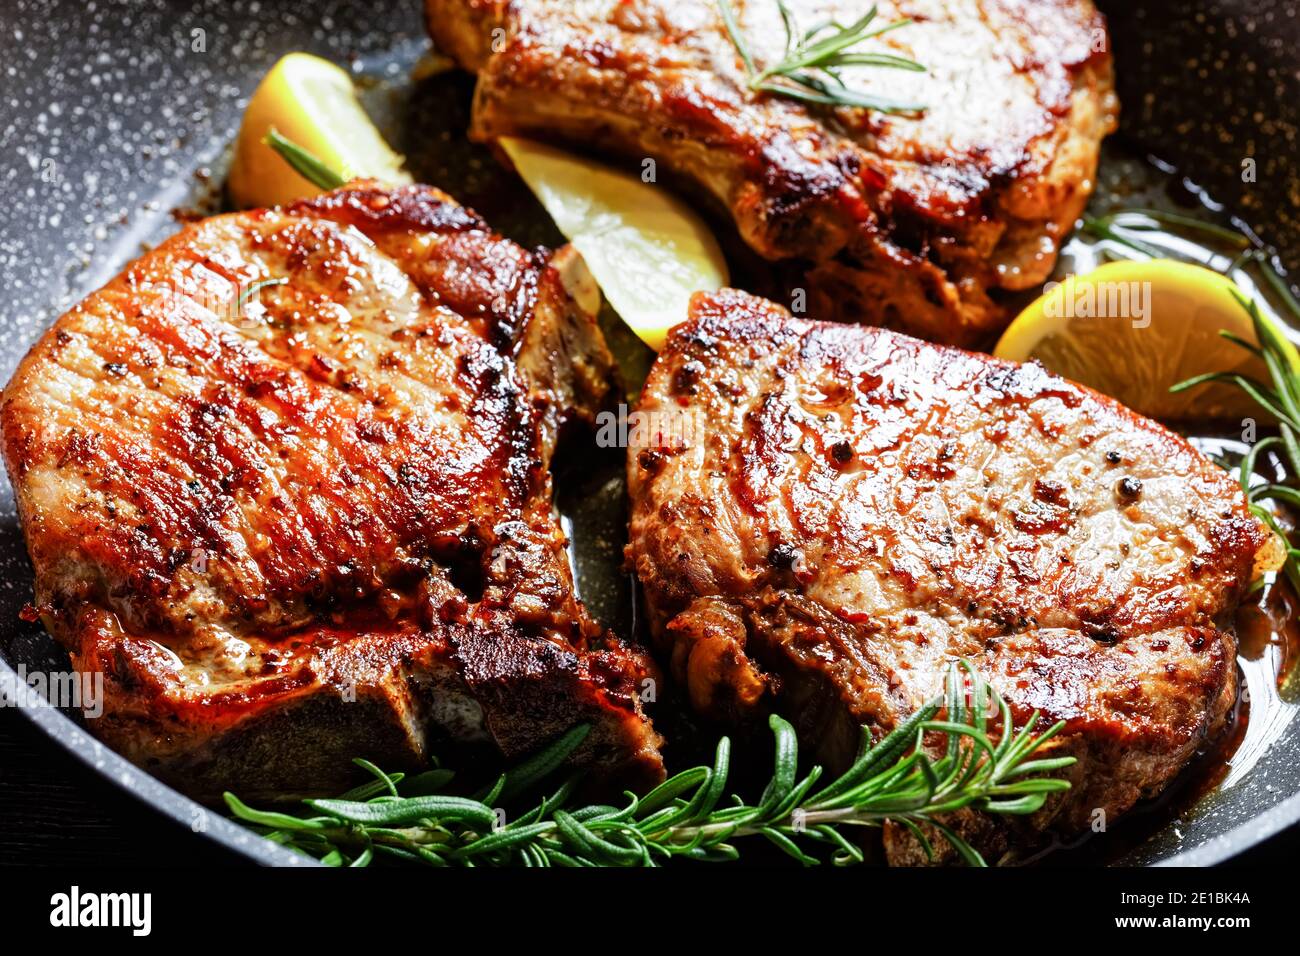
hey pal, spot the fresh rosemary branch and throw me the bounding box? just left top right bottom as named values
left=1171, top=291, right=1300, bottom=593
left=1088, top=207, right=1300, bottom=590
left=1081, top=208, right=1251, bottom=264
left=264, top=126, right=348, bottom=190
left=226, top=663, right=1073, bottom=867
left=718, top=1, right=924, bottom=114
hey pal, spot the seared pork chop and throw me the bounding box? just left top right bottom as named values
left=627, top=288, right=1274, bottom=861
left=427, top=0, right=1117, bottom=345
left=2, top=183, right=663, bottom=799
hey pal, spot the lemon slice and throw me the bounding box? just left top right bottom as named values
left=228, top=53, right=410, bottom=209
left=499, top=137, right=728, bottom=351
left=993, top=259, right=1269, bottom=421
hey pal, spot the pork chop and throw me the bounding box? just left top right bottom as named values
left=2, top=183, right=663, bottom=799
left=626, top=288, right=1275, bottom=861
left=427, top=0, right=1118, bottom=346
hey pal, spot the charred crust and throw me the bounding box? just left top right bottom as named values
left=629, top=295, right=1262, bottom=858
left=290, top=183, right=486, bottom=236
left=1, top=182, right=664, bottom=795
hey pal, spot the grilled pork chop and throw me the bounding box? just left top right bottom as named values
left=627, top=289, right=1275, bottom=862
left=427, top=0, right=1118, bottom=346
left=2, top=183, right=663, bottom=799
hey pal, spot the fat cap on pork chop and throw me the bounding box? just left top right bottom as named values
left=627, top=288, right=1273, bottom=862
left=2, top=182, right=663, bottom=799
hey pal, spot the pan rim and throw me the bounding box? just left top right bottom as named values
left=0, top=657, right=314, bottom=867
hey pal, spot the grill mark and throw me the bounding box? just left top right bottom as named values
left=289, top=192, right=543, bottom=351
left=2, top=181, right=663, bottom=794
left=637, top=293, right=1269, bottom=650
left=21, top=197, right=549, bottom=634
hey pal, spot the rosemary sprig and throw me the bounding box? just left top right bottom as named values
left=1081, top=208, right=1251, bottom=265
left=264, top=126, right=348, bottom=190
left=718, top=1, right=924, bottom=114
left=1089, top=207, right=1300, bottom=590
left=1171, top=291, right=1300, bottom=593
left=226, top=663, right=1073, bottom=867
left=1084, top=208, right=1251, bottom=249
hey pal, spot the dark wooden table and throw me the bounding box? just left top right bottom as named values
left=0, top=707, right=243, bottom=867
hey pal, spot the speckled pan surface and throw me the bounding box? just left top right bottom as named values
left=0, top=0, right=1297, bottom=866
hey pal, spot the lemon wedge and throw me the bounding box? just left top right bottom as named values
left=499, top=137, right=728, bottom=351
left=228, top=53, right=410, bottom=209
left=993, top=259, right=1268, bottom=421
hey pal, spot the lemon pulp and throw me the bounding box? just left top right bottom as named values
left=993, top=259, right=1268, bottom=422
left=499, top=137, right=728, bottom=351
left=228, top=52, right=410, bottom=209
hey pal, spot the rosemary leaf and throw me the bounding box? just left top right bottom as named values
left=227, top=663, right=1075, bottom=867
left=264, top=127, right=348, bottom=190
left=718, top=0, right=924, bottom=114
left=1144, top=212, right=1300, bottom=590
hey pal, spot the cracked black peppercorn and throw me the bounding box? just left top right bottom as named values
left=768, top=542, right=801, bottom=570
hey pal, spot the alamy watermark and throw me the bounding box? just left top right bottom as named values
left=1, top=663, right=104, bottom=718
left=50, top=886, right=151, bottom=936
left=595, top=403, right=701, bottom=450
left=135, top=266, right=284, bottom=329
left=1042, top=275, right=1152, bottom=328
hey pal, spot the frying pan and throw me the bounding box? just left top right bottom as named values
left=0, top=0, right=1297, bottom=866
